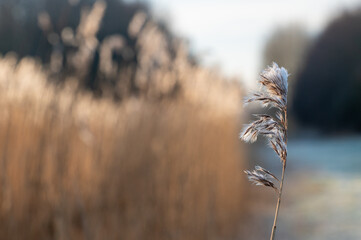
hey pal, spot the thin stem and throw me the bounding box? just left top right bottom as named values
left=270, top=109, right=287, bottom=240
left=269, top=161, right=286, bottom=240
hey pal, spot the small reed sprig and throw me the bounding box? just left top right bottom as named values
left=240, top=62, right=288, bottom=240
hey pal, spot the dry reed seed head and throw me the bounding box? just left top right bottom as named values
left=244, top=169, right=278, bottom=191
left=244, top=62, right=288, bottom=111
left=61, top=27, right=76, bottom=46
left=276, top=111, right=285, bottom=125
left=128, top=11, right=147, bottom=38
left=244, top=91, right=285, bottom=110
left=241, top=63, right=289, bottom=191
left=240, top=114, right=282, bottom=143
left=37, top=12, right=51, bottom=32
left=240, top=62, right=288, bottom=151
left=99, top=35, right=125, bottom=77
left=260, top=62, right=288, bottom=100
left=268, top=134, right=287, bottom=162
left=255, top=165, right=279, bottom=182
left=77, top=0, right=106, bottom=40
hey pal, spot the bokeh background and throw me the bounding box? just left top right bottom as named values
left=0, top=0, right=361, bottom=239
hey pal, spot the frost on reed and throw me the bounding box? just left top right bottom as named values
left=240, top=62, right=288, bottom=240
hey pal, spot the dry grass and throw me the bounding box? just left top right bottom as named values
left=0, top=46, right=246, bottom=240
left=0, top=2, right=249, bottom=238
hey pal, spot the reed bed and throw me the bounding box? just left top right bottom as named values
left=0, top=2, right=248, bottom=238
left=0, top=40, right=246, bottom=240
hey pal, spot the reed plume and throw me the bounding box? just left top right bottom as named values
left=240, top=62, right=288, bottom=240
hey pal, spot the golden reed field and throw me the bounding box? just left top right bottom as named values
left=0, top=3, right=247, bottom=239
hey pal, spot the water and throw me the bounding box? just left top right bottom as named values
left=256, top=135, right=361, bottom=174
left=249, top=135, right=361, bottom=239
left=288, top=135, right=361, bottom=174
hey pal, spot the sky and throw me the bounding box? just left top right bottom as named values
left=143, top=0, right=361, bottom=88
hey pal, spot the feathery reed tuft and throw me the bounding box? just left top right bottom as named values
left=240, top=62, right=289, bottom=240
left=244, top=169, right=278, bottom=192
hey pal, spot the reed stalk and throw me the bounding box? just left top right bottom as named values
left=240, top=63, right=289, bottom=240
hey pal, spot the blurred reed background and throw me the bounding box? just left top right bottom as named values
left=1, top=0, right=361, bottom=239
left=0, top=0, right=249, bottom=239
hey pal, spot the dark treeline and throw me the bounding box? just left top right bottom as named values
left=0, top=0, right=183, bottom=99
left=0, top=0, right=145, bottom=60
left=292, top=8, right=361, bottom=133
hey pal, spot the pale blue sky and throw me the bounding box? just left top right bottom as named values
left=145, top=0, right=361, bottom=87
